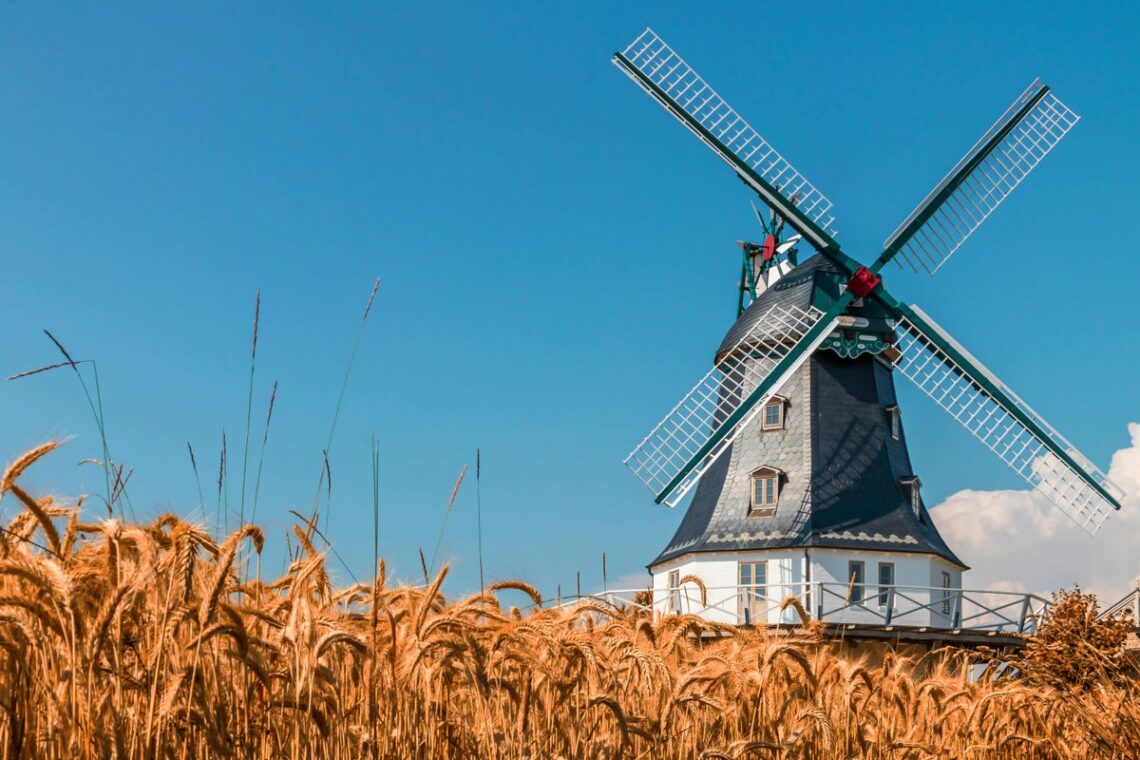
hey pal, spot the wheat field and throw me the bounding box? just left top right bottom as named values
left=0, top=442, right=1137, bottom=759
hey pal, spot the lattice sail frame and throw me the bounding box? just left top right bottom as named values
left=892, top=306, right=1122, bottom=534
left=625, top=304, right=837, bottom=507
left=885, top=81, right=1080, bottom=275
left=616, top=28, right=838, bottom=240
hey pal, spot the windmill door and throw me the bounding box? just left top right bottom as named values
left=737, top=561, right=769, bottom=625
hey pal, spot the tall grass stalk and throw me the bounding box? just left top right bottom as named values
left=216, top=428, right=227, bottom=536
left=8, top=332, right=121, bottom=517
left=476, top=448, right=484, bottom=593
left=429, top=464, right=467, bottom=576
left=309, top=276, right=381, bottom=532
left=372, top=433, right=380, bottom=578
left=250, top=380, right=278, bottom=525
left=239, top=289, right=261, bottom=526
left=185, top=439, right=204, bottom=510
left=368, top=433, right=381, bottom=760
left=286, top=509, right=358, bottom=584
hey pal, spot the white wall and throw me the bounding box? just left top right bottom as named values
left=650, top=549, right=809, bottom=625
left=650, top=548, right=965, bottom=628
left=809, top=548, right=962, bottom=627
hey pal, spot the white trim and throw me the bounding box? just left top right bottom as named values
left=760, top=396, right=787, bottom=431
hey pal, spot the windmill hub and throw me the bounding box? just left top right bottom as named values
left=846, top=267, right=881, bottom=299
left=611, top=28, right=1125, bottom=629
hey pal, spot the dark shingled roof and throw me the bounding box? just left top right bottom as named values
left=651, top=256, right=965, bottom=570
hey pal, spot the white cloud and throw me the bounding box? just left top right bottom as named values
left=931, top=423, right=1140, bottom=606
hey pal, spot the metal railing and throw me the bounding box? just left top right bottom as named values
left=553, top=582, right=1051, bottom=635
left=1101, top=587, right=1140, bottom=622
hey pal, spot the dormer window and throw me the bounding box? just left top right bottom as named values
left=761, top=396, right=787, bottom=431
left=901, top=476, right=922, bottom=522
left=886, top=405, right=901, bottom=440
left=750, top=466, right=782, bottom=516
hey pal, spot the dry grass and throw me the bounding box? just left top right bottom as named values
left=0, top=443, right=1138, bottom=758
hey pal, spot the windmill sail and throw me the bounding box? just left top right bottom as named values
left=613, top=28, right=838, bottom=252
left=625, top=303, right=838, bottom=507
left=884, top=80, right=1080, bottom=275
left=891, top=304, right=1123, bottom=534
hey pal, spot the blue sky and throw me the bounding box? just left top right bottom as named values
left=2, top=2, right=1138, bottom=597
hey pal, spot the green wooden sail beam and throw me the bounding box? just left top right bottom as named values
left=650, top=289, right=856, bottom=504
left=877, top=81, right=1080, bottom=275
left=874, top=81, right=1051, bottom=273
left=612, top=47, right=841, bottom=257
left=885, top=298, right=1122, bottom=512
left=611, top=33, right=868, bottom=282
left=852, top=269, right=1122, bottom=513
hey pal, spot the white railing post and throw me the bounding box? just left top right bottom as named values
left=1021, top=597, right=1039, bottom=633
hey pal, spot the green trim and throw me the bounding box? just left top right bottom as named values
left=822, top=330, right=893, bottom=359
left=872, top=85, right=1051, bottom=273
left=737, top=256, right=749, bottom=318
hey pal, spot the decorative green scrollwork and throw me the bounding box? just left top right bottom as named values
left=822, top=330, right=892, bottom=359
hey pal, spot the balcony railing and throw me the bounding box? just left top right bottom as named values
left=554, top=582, right=1051, bottom=635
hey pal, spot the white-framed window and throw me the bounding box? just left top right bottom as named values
left=886, top=405, right=901, bottom=440
left=750, top=467, right=781, bottom=515
left=738, top=561, right=768, bottom=598
left=738, top=561, right=768, bottom=625
left=848, top=560, right=865, bottom=603
left=941, top=571, right=952, bottom=616
left=901, top=477, right=923, bottom=522
left=667, top=569, right=681, bottom=613
left=877, top=562, right=894, bottom=608
left=760, top=396, right=786, bottom=431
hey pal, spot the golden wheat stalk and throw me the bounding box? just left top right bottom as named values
left=0, top=443, right=1131, bottom=759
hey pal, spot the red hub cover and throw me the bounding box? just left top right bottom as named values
left=762, top=234, right=777, bottom=261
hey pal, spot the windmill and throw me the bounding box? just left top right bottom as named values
left=611, top=29, right=1126, bottom=627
